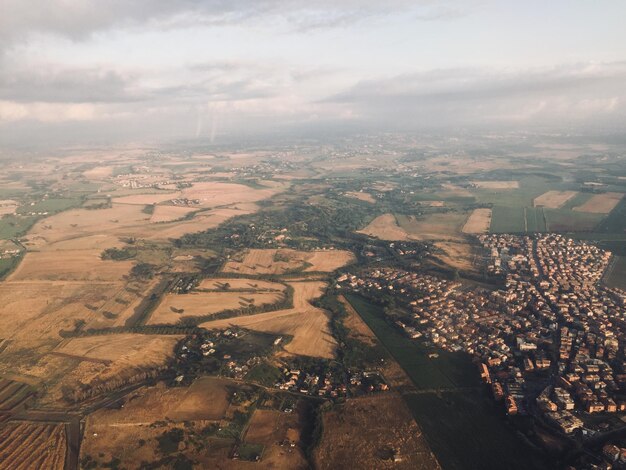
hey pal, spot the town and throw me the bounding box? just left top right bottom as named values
left=339, top=233, right=626, bottom=468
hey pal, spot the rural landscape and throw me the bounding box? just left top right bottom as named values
left=0, top=133, right=624, bottom=469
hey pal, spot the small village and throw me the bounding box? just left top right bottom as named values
left=171, top=327, right=388, bottom=400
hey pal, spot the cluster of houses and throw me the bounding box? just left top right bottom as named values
left=274, top=366, right=389, bottom=398
left=168, top=197, right=200, bottom=206
left=274, top=367, right=348, bottom=398
left=338, top=233, right=626, bottom=447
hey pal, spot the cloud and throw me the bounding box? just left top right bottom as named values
left=0, top=0, right=472, bottom=48
left=0, top=66, right=140, bottom=103
left=324, top=62, right=626, bottom=129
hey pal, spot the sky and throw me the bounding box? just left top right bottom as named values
left=1, top=0, right=626, bottom=147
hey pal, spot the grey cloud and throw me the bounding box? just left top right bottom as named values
left=325, top=63, right=626, bottom=128
left=0, top=0, right=471, bottom=47
left=0, top=67, right=141, bottom=103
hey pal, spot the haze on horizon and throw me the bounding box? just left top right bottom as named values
left=1, top=0, right=626, bottom=148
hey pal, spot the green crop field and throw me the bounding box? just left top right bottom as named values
left=16, top=197, right=82, bottom=215
left=490, top=206, right=526, bottom=233
left=604, top=256, right=626, bottom=290
left=525, top=207, right=548, bottom=232
left=345, top=294, right=550, bottom=470
left=0, top=215, right=39, bottom=239
left=544, top=209, right=604, bottom=232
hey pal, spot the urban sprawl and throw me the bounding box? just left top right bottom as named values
left=339, top=234, right=626, bottom=467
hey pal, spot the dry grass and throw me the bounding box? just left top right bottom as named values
left=471, top=181, right=519, bottom=189
left=200, top=281, right=336, bottom=358
left=54, top=334, right=180, bottom=365
left=244, top=409, right=307, bottom=469
left=360, top=213, right=467, bottom=241
left=533, top=190, right=578, bottom=208
left=83, top=166, right=114, bottom=179
left=315, top=394, right=441, bottom=470
left=150, top=205, right=196, bottom=223
left=0, top=422, right=67, bottom=469
left=574, top=192, right=624, bottom=213
left=357, top=214, right=411, bottom=241
left=396, top=213, right=467, bottom=241
left=462, top=208, right=492, bottom=234
left=345, top=191, right=376, bottom=203
left=0, top=281, right=123, bottom=345
left=149, top=291, right=284, bottom=325
left=432, top=241, right=476, bottom=273
left=9, top=250, right=133, bottom=281
left=198, top=278, right=284, bottom=291
left=222, top=249, right=354, bottom=275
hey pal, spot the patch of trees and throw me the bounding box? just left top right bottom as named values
left=130, top=262, right=157, bottom=279
left=101, top=246, right=137, bottom=261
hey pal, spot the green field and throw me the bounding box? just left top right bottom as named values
left=490, top=206, right=526, bottom=233
left=604, top=256, right=626, bottom=290
left=0, top=257, right=21, bottom=280
left=345, top=294, right=550, bottom=470
left=543, top=209, right=604, bottom=232
left=525, top=207, right=548, bottom=232
left=16, top=197, right=82, bottom=215
left=0, top=215, right=39, bottom=239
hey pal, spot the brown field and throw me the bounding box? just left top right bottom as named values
left=0, top=200, right=17, bottom=216
left=54, top=334, right=180, bottom=366
left=0, top=422, right=67, bottom=469
left=574, top=192, right=624, bottom=213
left=471, top=180, right=519, bottom=189
left=243, top=409, right=307, bottom=469
left=338, top=296, right=377, bottom=346
left=345, top=191, right=376, bottom=203
left=9, top=250, right=133, bottom=281
left=315, top=394, right=440, bottom=470
left=462, top=208, right=492, bottom=234
left=432, top=241, right=476, bottom=273
left=0, top=281, right=124, bottom=347
left=357, top=214, right=411, bottom=241
left=113, top=182, right=279, bottom=208
left=198, top=278, right=285, bottom=291
left=149, top=291, right=284, bottom=325
left=222, top=249, right=354, bottom=275
left=149, top=205, right=196, bottom=223
left=112, top=192, right=179, bottom=205
left=83, top=166, right=114, bottom=179
left=533, top=190, right=578, bottom=208
left=396, top=213, right=467, bottom=240
left=36, top=334, right=182, bottom=405
left=21, top=204, right=149, bottom=249
left=144, top=205, right=259, bottom=240
left=201, top=281, right=336, bottom=358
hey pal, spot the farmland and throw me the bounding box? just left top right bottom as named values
left=315, top=394, right=440, bottom=470
left=222, top=249, right=355, bottom=275
left=462, top=208, right=492, bottom=234
left=533, top=190, right=578, bottom=208
left=201, top=281, right=337, bottom=358
left=358, top=212, right=467, bottom=241
left=0, top=135, right=626, bottom=469
left=0, top=423, right=67, bottom=469
left=357, top=213, right=411, bottom=241
left=574, top=192, right=624, bottom=213
left=149, top=290, right=285, bottom=325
